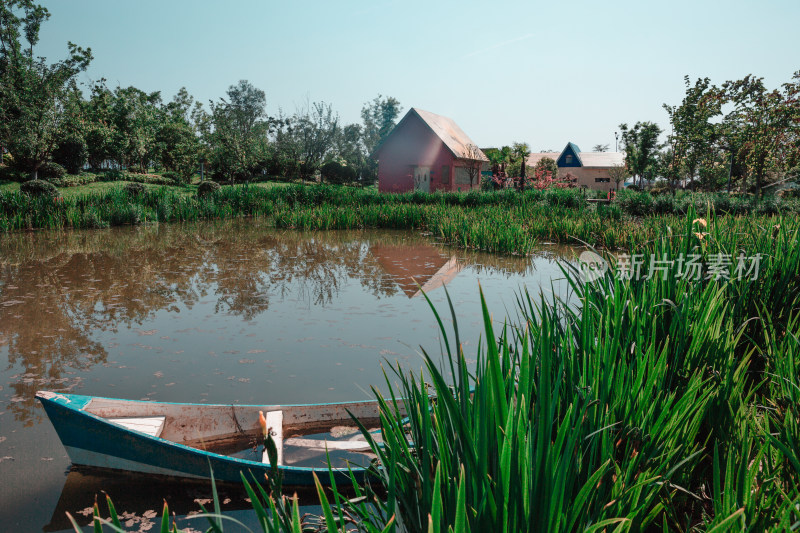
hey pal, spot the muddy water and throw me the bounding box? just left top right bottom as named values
left=0, top=219, right=574, bottom=532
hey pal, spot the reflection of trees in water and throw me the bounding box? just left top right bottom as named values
left=0, top=220, right=558, bottom=424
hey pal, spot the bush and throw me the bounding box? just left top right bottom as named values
left=38, top=162, right=67, bottom=182
left=615, top=189, right=653, bottom=216
left=544, top=188, right=584, bottom=209
left=20, top=179, right=59, bottom=198
left=0, top=164, right=26, bottom=182
left=160, top=170, right=183, bottom=184
left=320, top=161, right=356, bottom=185
left=757, top=197, right=780, bottom=216
left=652, top=194, right=676, bottom=215
left=123, top=182, right=146, bottom=197
left=52, top=134, right=88, bottom=174
left=197, top=180, right=221, bottom=198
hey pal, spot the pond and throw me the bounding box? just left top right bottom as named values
left=0, top=219, right=575, bottom=532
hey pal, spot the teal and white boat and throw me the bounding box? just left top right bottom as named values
left=36, top=391, right=386, bottom=485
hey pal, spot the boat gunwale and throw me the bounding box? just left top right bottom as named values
left=35, top=390, right=380, bottom=474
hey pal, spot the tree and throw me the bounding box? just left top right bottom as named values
left=361, top=95, right=402, bottom=155
left=154, top=88, right=201, bottom=182
left=484, top=146, right=511, bottom=177
left=607, top=163, right=629, bottom=191
left=721, top=72, right=799, bottom=199
left=207, top=80, right=269, bottom=183
left=592, top=144, right=610, bottom=152
left=0, top=1, right=92, bottom=179
left=361, top=95, right=402, bottom=185
left=618, top=121, right=662, bottom=188
left=108, top=86, right=162, bottom=172
left=294, top=100, right=339, bottom=182
left=461, top=144, right=485, bottom=188
left=534, top=156, right=558, bottom=180
left=511, top=142, right=530, bottom=191
left=662, top=76, right=722, bottom=193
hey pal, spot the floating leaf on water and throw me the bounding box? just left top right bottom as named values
left=0, top=437, right=6, bottom=444
left=142, top=510, right=157, bottom=519
left=153, top=371, right=164, bottom=378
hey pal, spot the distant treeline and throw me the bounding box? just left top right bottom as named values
left=0, top=2, right=402, bottom=185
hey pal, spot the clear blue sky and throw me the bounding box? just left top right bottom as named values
left=37, top=0, right=800, bottom=152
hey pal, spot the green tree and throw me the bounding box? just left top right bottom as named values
left=154, top=88, right=200, bottom=182
left=511, top=142, right=530, bottom=190
left=207, top=80, right=269, bottom=183
left=361, top=95, right=402, bottom=184
left=619, top=121, right=662, bottom=188
left=533, top=156, right=558, bottom=180
left=721, top=72, right=800, bottom=199
left=108, top=86, right=162, bottom=172
left=0, top=1, right=91, bottom=179
left=662, top=76, right=722, bottom=193
left=294, top=100, right=339, bottom=182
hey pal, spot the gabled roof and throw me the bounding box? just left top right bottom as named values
left=578, top=152, right=625, bottom=167
left=373, top=108, right=488, bottom=162
left=526, top=152, right=560, bottom=166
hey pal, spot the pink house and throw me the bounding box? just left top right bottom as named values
left=372, top=108, right=488, bottom=193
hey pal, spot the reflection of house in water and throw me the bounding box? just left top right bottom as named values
left=370, top=243, right=463, bottom=298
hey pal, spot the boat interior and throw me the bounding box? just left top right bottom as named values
left=84, top=397, right=385, bottom=468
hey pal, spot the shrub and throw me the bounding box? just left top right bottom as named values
left=545, top=188, right=584, bottom=208
left=52, top=134, right=88, bottom=174
left=123, top=182, right=146, bottom=197
left=0, top=164, right=26, bottom=182
left=197, top=180, right=221, bottom=198
left=320, top=161, right=356, bottom=185
left=160, top=170, right=183, bottom=184
left=652, top=194, right=676, bottom=215
left=615, top=189, right=653, bottom=216
left=20, top=179, right=59, bottom=198
left=39, top=162, right=66, bottom=181
left=757, top=197, right=780, bottom=216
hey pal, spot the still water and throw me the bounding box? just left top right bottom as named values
left=0, top=219, right=573, bottom=532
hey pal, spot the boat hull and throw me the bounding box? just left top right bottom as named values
left=37, top=392, right=371, bottom=486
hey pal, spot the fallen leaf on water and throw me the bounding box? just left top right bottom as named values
left=247, top=349, right=266, bottom=354
left=137, top=330, right=158, bottom=336
left=142, top=510, right=157, bottom=519
left=238, top=359, right=255, bottom=364
left=153, top=371, right=164, bottom=378
left=223, top=498, right=231, bottom=504
left=0, top=456, right=14, bottom=462
left=0, top=437, right=6, bottom=444
left=164, top=382, right=175, bottom=387
left=194, top=498, right=211, bottom=505
left=76, top=507, right=94, bottom=517
left=41, top=457, right=53, bottom=461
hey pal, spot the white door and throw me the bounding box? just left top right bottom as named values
left=413, top=166, right=430, bottom=192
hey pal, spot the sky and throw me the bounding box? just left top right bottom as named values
left=35, top=0, right=800, bottom=152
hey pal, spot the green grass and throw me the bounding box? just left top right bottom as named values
left=2, top=183, right=799, bottom=257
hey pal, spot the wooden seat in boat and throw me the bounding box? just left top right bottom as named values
left=261, top=410, right=283, bottom=466
left=284, top=437, right=372, bottom=453
left=108, top=416, right=166, bottom=438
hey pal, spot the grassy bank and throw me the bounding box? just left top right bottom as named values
left=2, top=184, right=799, bottom=255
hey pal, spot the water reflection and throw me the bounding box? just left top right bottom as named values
left=0, top=221, right=549, bottom=425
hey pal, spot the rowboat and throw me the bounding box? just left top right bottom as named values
left=36, top=391, right=388, bottom=486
